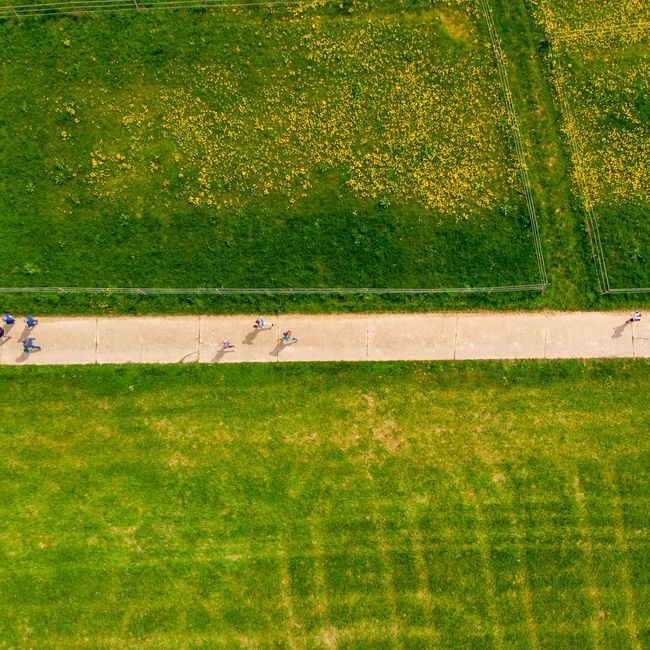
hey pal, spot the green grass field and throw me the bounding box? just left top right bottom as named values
left=2, top=361, right=649, bottom=647
left=0, top=1, right=541, bottom=291
left=527, top=0, right=650, bottom=289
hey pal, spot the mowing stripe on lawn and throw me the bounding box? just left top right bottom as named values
left=308, top=516, right=330, bottom=629
left=278, top=548, right=307, bottom=650
left=496, top=471, right=541, bottom=650
left=408, top=523, right=438, bottom=643
left=605, top=468, right=642, bottom=650
left=371, top=512, right=402, bottom=649
left=572, top=474, right=605, bottom=649
left=462, top=485, right=505, bottom=649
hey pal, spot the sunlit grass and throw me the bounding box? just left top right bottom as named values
left=1, top=361, right=649, bottom=647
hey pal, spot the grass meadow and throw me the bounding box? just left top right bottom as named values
left=528, top=0, right=650, bottom=289
left=0, top=1, right=541, bottom=291
left=0, top=0, right=648, bottom=313
left=1, top=360, right=649, bottom=647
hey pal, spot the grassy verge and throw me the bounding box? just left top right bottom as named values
left=1, top=360, right=650, bottom=647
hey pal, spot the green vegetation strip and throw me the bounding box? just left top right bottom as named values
left=1, top=361, right=649, bottom=647
left=528, top=0, right=650, bottom=291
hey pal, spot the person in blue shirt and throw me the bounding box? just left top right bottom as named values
left=2, top=312, right=15, bottom=325
left=22, top=337, right=41, bottom=353
left=24, top=315, right=39, bottom=328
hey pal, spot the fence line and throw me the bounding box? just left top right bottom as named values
left=0, top=284, right=548, bottom=295
left=479, top=0, right=548, bottom=288
left=607, top=287, right=650, bottom=295
left=552, top=20, right=650, bottom=42
left=0, top=0, right=549, bottom=297
left=0, top=0, right=310, bottom=18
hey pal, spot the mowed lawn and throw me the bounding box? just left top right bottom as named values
left=1, top=361, right=649, bottom=648
left=0, top=1, right=540, bottom=289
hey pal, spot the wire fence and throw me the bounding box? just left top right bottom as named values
left=0, top=0, right=549, bottom=297
left=0, top=284, right=548, bottom=295
left=551, top=20, right=650, bottom=42
left=0, top=0, right=312, bottom=18
left=479, top=0, right=547, bottom=289
left=549, top=21, right=650, bottom=294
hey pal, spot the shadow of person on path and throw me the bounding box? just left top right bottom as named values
left=270, top=340, right=286, bottom=357
left=271, top=337, right=299, bottom=357
left=243, top=329, right=260, bottom=345
left=0, top=336, right=12, bottom=347
left=15, top=350, right=31, bottom=363
left=611, top=321, right=630, bottom=339
left=212, top=347, right=236, bottom=363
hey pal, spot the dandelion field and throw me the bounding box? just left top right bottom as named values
left=0, top=1, right=542, bottom=291
left=528, top=0, right=650, bottom=290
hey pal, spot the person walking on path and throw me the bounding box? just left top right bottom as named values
left=628, top=311, right=641, bottom=323
left=24, top=315, right=38, bottom=328
left=222, top=339, right=235, bottom=351
left=282, top=329, right=299, bottom=344
left=254, top=317, right=273, bottom=330
left=0, top=327, right=5, bottom=340
left=2, top=312, right=15, bottom=325
left=22, top=337, right=41, bottom=353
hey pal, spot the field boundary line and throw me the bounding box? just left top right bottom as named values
left=548, top=21, right=650, bottom=293
left=547, top=63, right=610, bottom=293
left=0, top=0, right=548, bottom=296
left=0, top=0, right=315, bottom=18
left=0, top=284, right=548, bottom=295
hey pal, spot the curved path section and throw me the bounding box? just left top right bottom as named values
left=1, top=312, right=648, bottom=365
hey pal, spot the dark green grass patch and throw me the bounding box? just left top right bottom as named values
left=1, top=360, right=649, bottom=646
